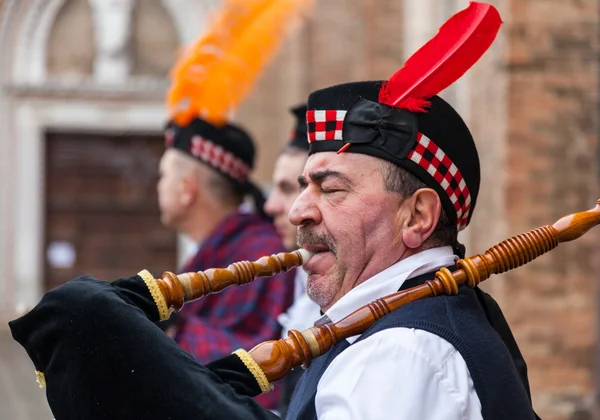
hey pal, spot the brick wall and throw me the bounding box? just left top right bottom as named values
left=504, top=0, right=599, bottom=418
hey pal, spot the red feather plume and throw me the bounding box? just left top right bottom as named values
left=378, top=2, right=502, bottom=111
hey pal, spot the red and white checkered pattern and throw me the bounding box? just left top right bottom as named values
left=408, top=134, right=471, bottom=230
left=190, top=135, right=250, bottom=181
left=307, top=110, right=347, bottom=142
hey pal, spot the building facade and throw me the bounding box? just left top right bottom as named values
left=0, top=1, right=598, bottom=419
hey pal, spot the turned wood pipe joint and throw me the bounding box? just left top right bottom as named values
left=155, top=249, right=312, bottom=313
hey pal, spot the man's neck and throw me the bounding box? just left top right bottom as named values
left=323, top=245, right=447, bottom=313
left=182, top=205, right=238, bottom=244
left=317, top=246, right=457, bottom=325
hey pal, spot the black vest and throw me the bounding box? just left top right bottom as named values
left=286, top=270, right=537, bottom=420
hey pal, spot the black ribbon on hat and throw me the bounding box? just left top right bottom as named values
left=342, top=97, right=419, bottom=159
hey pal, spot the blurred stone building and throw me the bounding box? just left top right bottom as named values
left=0, top=0, right=598, bottom=419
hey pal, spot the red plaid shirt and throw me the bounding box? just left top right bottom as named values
left=174, top=211, right=295, bottom=409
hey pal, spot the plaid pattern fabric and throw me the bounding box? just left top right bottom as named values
left=190, top=135, right=251, bottom=181
left=307, top=110, right=347, bottom=142
left=408, top=133, right=471, bottom=230
left=173, top=211, right=294, bottom=409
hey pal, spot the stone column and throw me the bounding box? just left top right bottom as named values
left=88, top=0, right=135, bottom=83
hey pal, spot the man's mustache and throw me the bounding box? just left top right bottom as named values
left=297, top=228, right=337, bottom=254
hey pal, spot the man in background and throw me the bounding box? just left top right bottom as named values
left=158, top=117, right=294, bottom=410
left=264, top=105, right=321, bottom=415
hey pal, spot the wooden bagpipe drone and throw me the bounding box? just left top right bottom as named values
left=147, top=200, right=600, bottom=385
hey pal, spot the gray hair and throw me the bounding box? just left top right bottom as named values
left=380, top=160, right=457, bottom=249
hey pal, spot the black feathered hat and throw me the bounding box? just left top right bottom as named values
left=306, top=83, right=478, bottom=231
left=165, top=118, right=267, bottom=215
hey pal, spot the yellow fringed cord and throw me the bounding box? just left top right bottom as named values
left=138, top=270, right=171, bottom=321
left=35, top=371, right=46, bottom=388
left=233, top=349, right=273, bottom=394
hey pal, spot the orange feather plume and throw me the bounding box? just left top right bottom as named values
left=167, top=0, right=314, bottom=127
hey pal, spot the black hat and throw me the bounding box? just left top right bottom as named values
left=165, top=117, right=267, bottom=215
left=304, top=2, right=502, bottom=232
left=287, top=104, right=309, bottom=151
left=306, top=82, right=479, bottom=231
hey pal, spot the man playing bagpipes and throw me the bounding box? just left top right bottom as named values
left=8, top=3, right=569, bottom=419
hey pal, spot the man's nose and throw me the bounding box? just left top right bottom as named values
left=263, top=194, right=279, bottom=216
left=288, top=189, right=320, bottom=227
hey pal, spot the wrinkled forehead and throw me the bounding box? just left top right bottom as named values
left=303, top=152, right=384, bottom=181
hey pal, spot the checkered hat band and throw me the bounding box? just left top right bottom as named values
left=407, top=134, right=472, bottom=231
left=190, top=136, right=250, bottom=181
left=307, top=110, right=347, bottom=143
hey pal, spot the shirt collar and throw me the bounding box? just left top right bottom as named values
left=315, top=246, right=457, bottom=328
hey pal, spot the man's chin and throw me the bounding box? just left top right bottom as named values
left=283, top=238, right=297, bottom=251
left=160, top=215, right=178, bottom=231
left=160, top=216, right=171, bottom=228
left=305, top=268, right=341, bottom=308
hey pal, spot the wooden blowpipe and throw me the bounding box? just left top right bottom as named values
left=155, top=249, right=313, bottom=313
left=247, top=200, right=600, bottom=383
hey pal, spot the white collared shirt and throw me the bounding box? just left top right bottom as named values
left=313, top=247, right=483, bottom=420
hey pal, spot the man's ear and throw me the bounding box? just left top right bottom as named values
left=179, top=172, right=200, bottom=208
left=400, top=188, right=441, bottom=249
